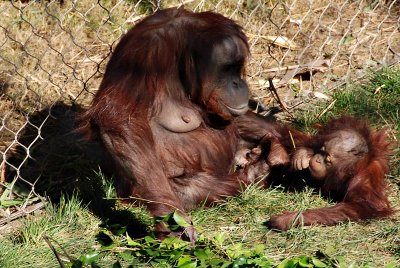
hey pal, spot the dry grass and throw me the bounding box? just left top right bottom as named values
left=0, top=0, right=398, bottom=120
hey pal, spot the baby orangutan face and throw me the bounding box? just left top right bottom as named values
left=308, top=130, right=369, bottom=179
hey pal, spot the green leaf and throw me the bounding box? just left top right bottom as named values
left=178, top=262, right=197, bottom=268
left=0, top=188, right=10, bottom=200
left=250, top=256, right=272, bottom=267
left=173, top=211, right=191, bottom=227
left=177, top=255, right=196, bottom=268
left=312, top=257, right=327, bottom=268
left=253, top=244, right=265, bottom=255
left=118, top=251, right=135, bottom=262
left=168, top=249, right=183, bottom=261
left=155, top=213, right=173, bottom=223
left=144, top=235, right=156, bottom=244
left=214, top=233, right=225, bottom=246
left=0, top=199, right=25, bottom=207
left=335, top=256, right=347, bottom=268
left=145, top=248, right=158, bottom=257
left=209, top=258, right=225, bottom=265
left=79, top=252, right=99, bottom=264
left=194, top=248, right=212, bottom=262
left=161, top=236, right=189, bottom=250
left=233, top=256, right=247, bottom=265
left=298, top=256, right=313, bottom=267
left=277, top=258, right=296, bottom=268
left=221, top=261, right=233, bottom=268
left=227, top=243, right=244, bottom=259
left=126, top=233, right=141, bottom=247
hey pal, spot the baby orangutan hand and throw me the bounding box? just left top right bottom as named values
left=291, top=147, right=314, bottom=171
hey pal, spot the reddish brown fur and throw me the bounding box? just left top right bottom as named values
left=238, top=115, right=394, bottom=230
left=78, top=8, right=279, bottom=242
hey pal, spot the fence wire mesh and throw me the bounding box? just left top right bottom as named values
left=0, top=0, right=399, bottom=223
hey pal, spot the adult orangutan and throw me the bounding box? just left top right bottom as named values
left=79, top=8, right=280, bottom=242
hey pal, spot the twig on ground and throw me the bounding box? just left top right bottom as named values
left=43, top=235, right=66, bottom=268
left=268, top=78, right=293, bottom=118
left=0, top=201, right=46, bottom=225
left=317, top=99, right=336, bottom=118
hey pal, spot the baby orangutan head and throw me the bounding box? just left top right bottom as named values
left=309, top=130, right=368, bottom=179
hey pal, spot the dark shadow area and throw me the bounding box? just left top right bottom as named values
left=4, top=101, right=149, bottom=238
left=266, top=165, right=344, bottom=203
left=267, top=167, right=320, bottom=192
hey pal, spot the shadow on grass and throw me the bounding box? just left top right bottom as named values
left=4, top=101, right=149, bottom=238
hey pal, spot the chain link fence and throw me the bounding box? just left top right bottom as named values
left=0, top=0, right=399, bottom=224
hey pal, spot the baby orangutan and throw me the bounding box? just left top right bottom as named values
left=268, top=116, right=394, bottom=230
left=235, top=114, right=394, bottom=231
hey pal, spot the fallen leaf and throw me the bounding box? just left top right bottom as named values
left=265, top=36, right=298, bottom=49
left=313, top=91, right=330, bottom=100
left=277, top=59, right=330, bottom=86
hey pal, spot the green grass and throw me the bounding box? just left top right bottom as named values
left=1, top=67, right=399, bottom=267
left=0, top=195, right=101, bottom=267
left=295, top=67, right=400, bottom=132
